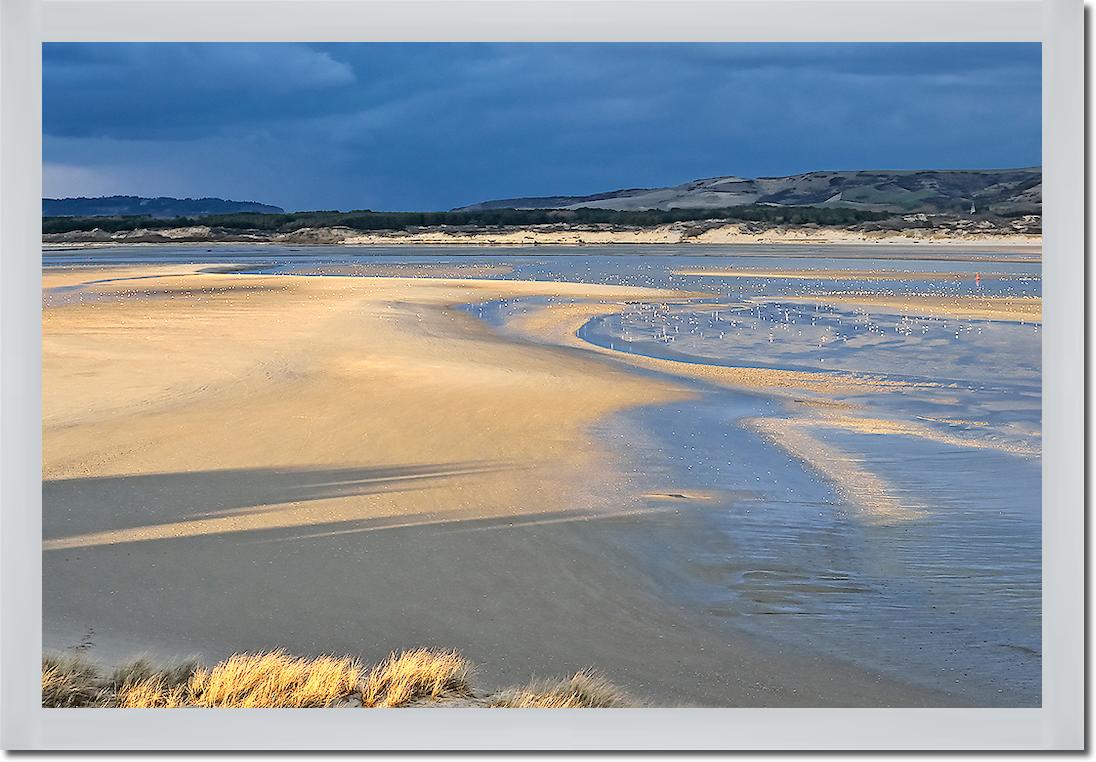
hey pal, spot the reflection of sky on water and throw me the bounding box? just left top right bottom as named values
left=581, top=299, right=1041, bottom=458
left=46, top=244, right=1041, bottom=705
left=599, top=397, right=1040, bottom=706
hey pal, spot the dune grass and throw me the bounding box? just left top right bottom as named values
left=360, top=648, right=473, bottom=707
left=110, top=651, right=364, bottom=708
left=188, top=651, right=363, bottom=708
left=42, top=654, right=110, bottom=708
left=488, top=670, right=632, bottom=708
left=109, top=657, right=202, bottom=708
left=42, top=648, right=631, bottom=708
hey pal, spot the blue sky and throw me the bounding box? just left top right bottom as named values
left=42, top=43, right=1041, bottom=211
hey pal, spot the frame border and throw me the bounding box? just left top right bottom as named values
left=2, top=0, right=1084, bottom=750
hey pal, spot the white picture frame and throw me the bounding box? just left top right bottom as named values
left=1, top=0, right=1083, bottom=750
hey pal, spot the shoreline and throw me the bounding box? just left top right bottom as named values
left=42, top=224, right=1042, bottom=251
left=43, top=237, right=1043, bottom=250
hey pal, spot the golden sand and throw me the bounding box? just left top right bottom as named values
left=43, top=266, right=693, bottom=551
left=674, top=268, right=1033, bottom=282
left=808, top=412, right=1039, bottom=458
left=773, top=294, right=1042, bottom=323
left=333, top=224, right=1041, bottom=248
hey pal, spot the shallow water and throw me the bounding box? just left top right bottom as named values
left=45, top=244, right=1042, bottom=705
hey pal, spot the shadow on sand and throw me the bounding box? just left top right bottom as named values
left=43, top=461, right=517, bottom=542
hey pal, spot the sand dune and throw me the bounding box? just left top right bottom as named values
left=336, top=224, right=1040, bottom=248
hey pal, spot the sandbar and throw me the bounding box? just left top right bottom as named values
left=771, top=294, right=1042, bottom=323
left=675, top=268, right=1037, bottom=282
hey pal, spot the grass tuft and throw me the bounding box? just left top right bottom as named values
left=360, top=649, right=474, bottom=707
left=111, top=658, right=203, bottom=708
left=42, top=655, right=107, bottom=708
left=488, top=670, right=631, bottom=708
left=186, top=650, right=363, bottom=708
left=115, top=676, right=192, bottom=708
left=109, top=657, right=201, bottom=689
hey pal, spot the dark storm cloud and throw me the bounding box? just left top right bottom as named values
left=42, top=43, right=1041, bottom=211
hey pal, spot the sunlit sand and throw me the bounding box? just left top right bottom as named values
left=773, top=293, right=1041, bottom=323
left=674, top=267, right=1035, bottom=282
left=44, top=266, right=693, bottom=548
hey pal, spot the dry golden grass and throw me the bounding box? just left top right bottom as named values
left=42, top=648, right=631, bottom=708
left=187, top=651, right=363, bottom=708
left=43, top=651, right=362, bottom=709
left=115, top=677, right=192, bottom=709
left=361, top=649, right=473, bottom=707
left=488, top=670, right=632, bottom=708
left=111, top=658, right=202, bottom=708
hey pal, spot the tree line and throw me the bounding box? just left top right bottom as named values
left=43, top=205, right=893, bottom=235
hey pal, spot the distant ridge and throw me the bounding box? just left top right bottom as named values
left=43, top=195, right=285, bottom=218
left=456, top=168, right=1041, bottom=216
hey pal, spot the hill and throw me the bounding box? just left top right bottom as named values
left=456, top=168, right=1041, bottom=216
left=42, top=195, right=284, bottom=218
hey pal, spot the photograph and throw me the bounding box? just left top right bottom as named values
left=39, top=41, right=1045, bottom=711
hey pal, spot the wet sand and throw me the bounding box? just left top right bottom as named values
left=43, top=264, right=959, bottom=706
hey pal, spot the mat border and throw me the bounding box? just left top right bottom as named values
left=2, top=0, right=1083, bottom=750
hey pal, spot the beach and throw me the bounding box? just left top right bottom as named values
left=42, top=247, right=1042, bottom=706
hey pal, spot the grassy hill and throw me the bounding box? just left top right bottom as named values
left=456, top=168, right=1041, bottom=216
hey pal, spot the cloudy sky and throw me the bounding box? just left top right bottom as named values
left=43, top=43, right=1041, bottom=212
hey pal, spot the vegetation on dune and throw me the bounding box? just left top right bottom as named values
left=360, top=648, right=473, bottom=707
left=42, top=648, right=632, bottom=708
left=185, top=651, right=362, bottom=708
left=488, top=670, right=632, bottom=708
left=42, top=204, right=891, bottom=235
left=42, top=654, right=110, bottom=707
left=109, top=657, right=205, bottom=708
